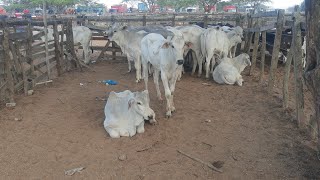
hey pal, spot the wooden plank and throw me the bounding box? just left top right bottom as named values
left=15, top=41, right=28, bottom=95
left=292, top=6, right=304, bottom=127
left=1, top=21, right=15, bottom=103
left=259, top=31, right=267, bottom=83
left=53, top=18, right=62, bottom=76
left=32, top=49, right=55, bottom=60
left=96, top=40, right=111, bottom=61
left=245, top=23, right=275, bottom=32
left=78, top=46, right=122, bottom=52
left=91, top=36, right=108, bottom=41
left=250, top=19, right=260, bottom=75
left=268, top=10, right=285, bottom=93
left=32, top=43, right=55, bottom=53
left=251, top=11, right=278, bottom=18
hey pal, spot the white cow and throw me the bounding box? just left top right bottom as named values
left=201, top=27, right=242, bottom=78
left=212, top=53, right=251, bottom=86
left=107, top=25, right=148, bottom=82
left=176, top=25, right=205, bottom=77
left=226, top=26, right=244, bottom=58
left=103, top=90, right=156, bottom=138
left=33, top=26, right=92, bottom=64
left=141, top=32, right=185, bottom=118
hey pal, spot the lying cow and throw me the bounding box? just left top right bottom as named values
left=141, top=31, right=185, bottom=118
left=212, top=53, right=251, bottom=86
left=201, top=27, right=242, bottom=78
left=33, top=26, right=93, bottom=64
left=103, top=90, right=156, bottom=138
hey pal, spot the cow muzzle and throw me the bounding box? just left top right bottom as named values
left=176, top=59, right=184, bottom=65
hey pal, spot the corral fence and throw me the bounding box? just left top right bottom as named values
left=243, top=7, right=310, bottom=134
left=0, top=18, right=85, bottom=108
left=0, top=10, right=311, bottom=138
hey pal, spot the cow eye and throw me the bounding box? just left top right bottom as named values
left=114, top=30, right=117, bottom=33
left=172, top=45, right=174, bottom=48
left=137, top=102, right=142, bottom=105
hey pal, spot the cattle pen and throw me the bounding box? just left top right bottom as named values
left=1, top=9, right=320, bottom=179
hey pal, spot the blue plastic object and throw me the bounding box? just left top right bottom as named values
left=100, top=80, right=118, bottom=85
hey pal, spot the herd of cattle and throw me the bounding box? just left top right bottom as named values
left=31, top=22, right=306, bottom=138
left=101, top=23, right=253, bottom=138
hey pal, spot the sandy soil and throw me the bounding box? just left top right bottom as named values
left=1, top=54, right=320, bottom=179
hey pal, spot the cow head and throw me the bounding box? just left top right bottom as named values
left=238, top=53, right=251, bottom=73
left=129, top=90, right=156, bottom=124
left=233, top=26, right=244, bottom=39
left=104, top=22, right=127, bottom=39
left=165, top=28, right=186, bottom=66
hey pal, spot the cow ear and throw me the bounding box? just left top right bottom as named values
left=128, top=98, right=135, bottom=109
left=162, top=42, right=170, bottom=49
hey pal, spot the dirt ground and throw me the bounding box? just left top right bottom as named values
left=1, top=54, right=320, bottom=179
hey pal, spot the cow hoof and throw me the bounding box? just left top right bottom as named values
left=135, top=79, right=140, bottom=83
left=197, top=74, right=201, bottom=78
left=166, top=112, right=172, bottom=118
left=137, top=127, right=145, bottom=134
left=127, top=70, right=131, bottom=73
left=171, top=107, right=176, bottom=113
left=149, top=119, right=157, bottom=125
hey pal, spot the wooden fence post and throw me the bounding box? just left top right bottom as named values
left=292, top=5, right=304, bottom=127
left=53, top=18, right=62, bottom=76
left=244, top=13, right=253, bottom=51
left=15, top=41, right=28, bottom=95
left=1, top=21, right=15, bottom=103
left=203, top=14, right=208, bottom=28
left=60, top=23, right=65, bottom=68
left=283, top=49, right=293, bottom=109
left=259, top=31, right=267, bottom=82
left=304, top=0, right=320, bottom=154
left=26, top=21, right=34, bottom=79
left=66, top=19, right=82, bottom=71
left=43, top=0, right=51, bottom=80
left=268, top=9, right=285, bottom=93
left=112, top=42, right=116, bottom=60
left=142, top=15, right=146, bottom=26
left=250, top=19, right=260, bottom=75
left=172, top=14, right=176, bottom=26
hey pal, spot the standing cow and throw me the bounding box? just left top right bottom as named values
left=141, top=31, right=185, bottom=118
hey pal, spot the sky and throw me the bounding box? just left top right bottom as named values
left=98, top=0, right=304, bottom=9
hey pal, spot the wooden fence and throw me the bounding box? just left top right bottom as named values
left=0, top=18, right=86, bottom=108
left=244, top=7, right=307, bottom=130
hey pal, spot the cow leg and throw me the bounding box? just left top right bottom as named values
left=136, top=122, right=145, bottom=134
left=83, top=45, right=90, bottom=64
left=211, top=56, right=217, bottom=74
left=210, top=55, right=216, bottom=74
left=127, top=55, right=132, bottom=73
left=134, top=55, right=141, bottom=83
left=232, top=46, right=236, bottom=58
left=142, top=60, right=149, bottom=91
left=106, top=127, right=120, bottom=138
left=160, top=72, right=172, bottom=118
left=153, top=69, right=162, bottom=101
left=198, top=56, right=203, bottom=77
left=191, top=51, right=198, bottom=76
left=169, top=76, right=178, bottom=113
left=120, top=129, right=130, bottom=137
left=205, top=54, right=213, bottom=79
